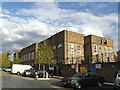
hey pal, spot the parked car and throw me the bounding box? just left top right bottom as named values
left=30, top=70, right=49, bottom=78
left=30, top=70, right=39, bottom=78
left=5, top=68, right=11, bottom=72
left=61, top=72, right=104, bottom=89
left=22, top=69, right=35, bottom=77
left=114, top=70, right=120, bottom=88
left=3, top=68, right=6, bottom=71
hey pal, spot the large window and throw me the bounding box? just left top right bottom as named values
left=77, top=58, right=81, bottom=64
left=32, top=52, right=34, bottom=59
left=99, top=46, right=102, bottom=56
left=53, top=45, right=56, bottom=50
left=58, top=43, right=62, bottom=48
left=69, top=43, right=74, bottom=55
left=77, top=45, right=81, bottom=56
left=29, top=53, right=31, bottom=60
left=24, top=55, right=25, bottom=61
left=104, top=46, right=108, bottom=57
left=94, top=44, right=97, bottom=55
left=104, top=40, right=107, bottom=44
left=98, top=38, right=102, bottom=44
left=26, top=54, right=27, bottom=60
left=109, top=47, right=113, bottom=58
left=69, top=58, right=74, bottom=64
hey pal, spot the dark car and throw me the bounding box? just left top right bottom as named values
left=3, top=68, right=6, bottom=71
left=114, top=70, right=120, bottom=88
left=61, top=72, right=104, bottom=89
left=30, top=70, right=49, bottom=78
left=22, top=69, right=35, bottom=77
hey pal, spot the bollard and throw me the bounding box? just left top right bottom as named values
left=36, top=75, right=38, bottom=80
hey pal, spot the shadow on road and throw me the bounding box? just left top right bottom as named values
left=50, top=81, right=115, bottom=90
left=50, top=81, right=63, bottom=87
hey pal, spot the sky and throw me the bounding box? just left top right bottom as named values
left=0, top=1, right=119, bottom=54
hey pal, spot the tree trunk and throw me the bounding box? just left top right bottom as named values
left=43, top=64, right=45, bottom=78
left=39, top=63, right=40, bottom=70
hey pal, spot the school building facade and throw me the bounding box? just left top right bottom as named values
left=84, top=35, right=114, bottom=63
left=18, top=30, right=114, bottom=71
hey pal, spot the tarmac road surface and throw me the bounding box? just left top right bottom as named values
left=1, top=71, right=115, bottom=90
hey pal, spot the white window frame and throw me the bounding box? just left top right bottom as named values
left=77, top=45, right=81, bottom=56
left=94, top=44, right=97, bottom=55
left=69, top=43, right=74, bottom=55
left=109, top=47, right=113, bottom=58
left=104, top=46, right=108, bottom=57
left=99, top=46, right=102, bottom=56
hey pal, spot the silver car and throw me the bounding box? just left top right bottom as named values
left=5, top=68, right=11, bottom=72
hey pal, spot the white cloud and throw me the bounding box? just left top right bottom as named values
left=1, top=2, right=118, bottom=53
left=18, top=2, right=59, bottom=22
left=0, top=7, right=2, bottom=13
left=2, top=0, right=55, bottom=2
left=23, top=0, right=55, bottom=2
left=3, top=9, right=10, bottom=14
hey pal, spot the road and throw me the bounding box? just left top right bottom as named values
left=1, top=71, right=115, bottom=90
left=1, top=71, right=70, bottom=89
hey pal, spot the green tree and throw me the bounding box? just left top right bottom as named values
left=114, top=55, right=118, bottom=62
left=34, top=40, right=55, bottom=78
left=13, top=54, right=21, bottom=64
left=0, top=51, right=11, bottom=68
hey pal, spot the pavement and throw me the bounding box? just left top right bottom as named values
left=52, top=75, right=64, bottom=79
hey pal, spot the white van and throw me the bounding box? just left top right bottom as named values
left=114, top=70, right=120, bottom=88
left=11, top=64, right=33, bottom=75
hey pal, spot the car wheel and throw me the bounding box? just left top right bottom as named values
left=97, top=82, right=102, bottom=87
left=76, top=82, right=82, bottom=89
left=17, top=72, right=20, bottom=75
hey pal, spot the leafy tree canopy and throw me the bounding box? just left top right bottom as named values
left=34, top=40, right=55, bottom=65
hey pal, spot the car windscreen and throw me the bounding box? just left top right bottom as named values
left=73, top=73, right=84, bottom=78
